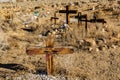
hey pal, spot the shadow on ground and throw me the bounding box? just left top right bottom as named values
left=0, top=63, right=48, bottom=75
left=0, top=63, right=28, bottom=71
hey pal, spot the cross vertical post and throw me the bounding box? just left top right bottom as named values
left=77, top=12, right=82, bottom=26
left=66, top=5, right=69, bottom=24
left=46, top=53, right=53, bottom=74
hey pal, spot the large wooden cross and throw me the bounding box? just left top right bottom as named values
left=59, top=5, right=77, bottom=24
left=26, top=33, right=74, bottom=75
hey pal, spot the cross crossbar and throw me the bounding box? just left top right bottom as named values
left=89, top=19, right=106, bottom=23
left=26, top=47, right=74, bottom=55
left=78, top=19, right=106, bottom=23
left=59, top=10, right=77, bottom=13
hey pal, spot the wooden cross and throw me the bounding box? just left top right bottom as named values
left=89, top=12, right=106, bottom=30
left=89, top=18, right=106, bottom=24
left=89, top=12, right=106, bottom=24
left=75, top=12, right=88, bottom=36
left=51, top=12, right=59, bottom=25
left=59, top=5, right=77, bottom=24
left=26, top=32, right=74, bottom=75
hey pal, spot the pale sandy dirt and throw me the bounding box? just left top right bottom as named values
left=0, top=1, right=120, bottom=80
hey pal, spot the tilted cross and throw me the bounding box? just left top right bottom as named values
left=59, top=5, right=77, bottom=24
left=26, top=32, right=74, bottom=75
left=51, top=12, right=59, bottom=25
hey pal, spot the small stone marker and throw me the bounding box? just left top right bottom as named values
left=26, top=32, right=74, bottom=75
left=59, top=5, right=77, bottom=24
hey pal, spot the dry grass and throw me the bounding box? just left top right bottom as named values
left=0, top=1, right=120, bottom=80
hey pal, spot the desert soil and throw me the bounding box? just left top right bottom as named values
left=0, top=0, right=120, bottom=80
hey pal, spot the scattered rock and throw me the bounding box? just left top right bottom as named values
left=95, top=37, right=106, bottom=45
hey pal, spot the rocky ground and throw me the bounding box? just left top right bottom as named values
left=0, top=0, right=120, bottom=80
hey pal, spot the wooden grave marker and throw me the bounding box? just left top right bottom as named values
left=75, top=12, right=88, bottom=36
left=26, top=32, right=74, bottom=75
left=51, top=12, right=59, bottom=25
left=59, top=5, right=77, bottom=24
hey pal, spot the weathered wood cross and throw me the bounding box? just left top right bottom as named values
left=75, top=12, right=106, bottom=36
left=26, top=32, right=74, bottom=75
left=59, top=5, right=77, bottom=24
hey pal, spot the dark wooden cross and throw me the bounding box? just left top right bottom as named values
left=59, top=5, right=77, bottom=24
left=26, top=33, right=74, bottom=75
left=89, top=12, right=106, bottom=24
left=89, top=12, right=106, bottom=30
left=51, top=12, right=59, bottom=25
left=75, top=12, right=88, bottom=35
